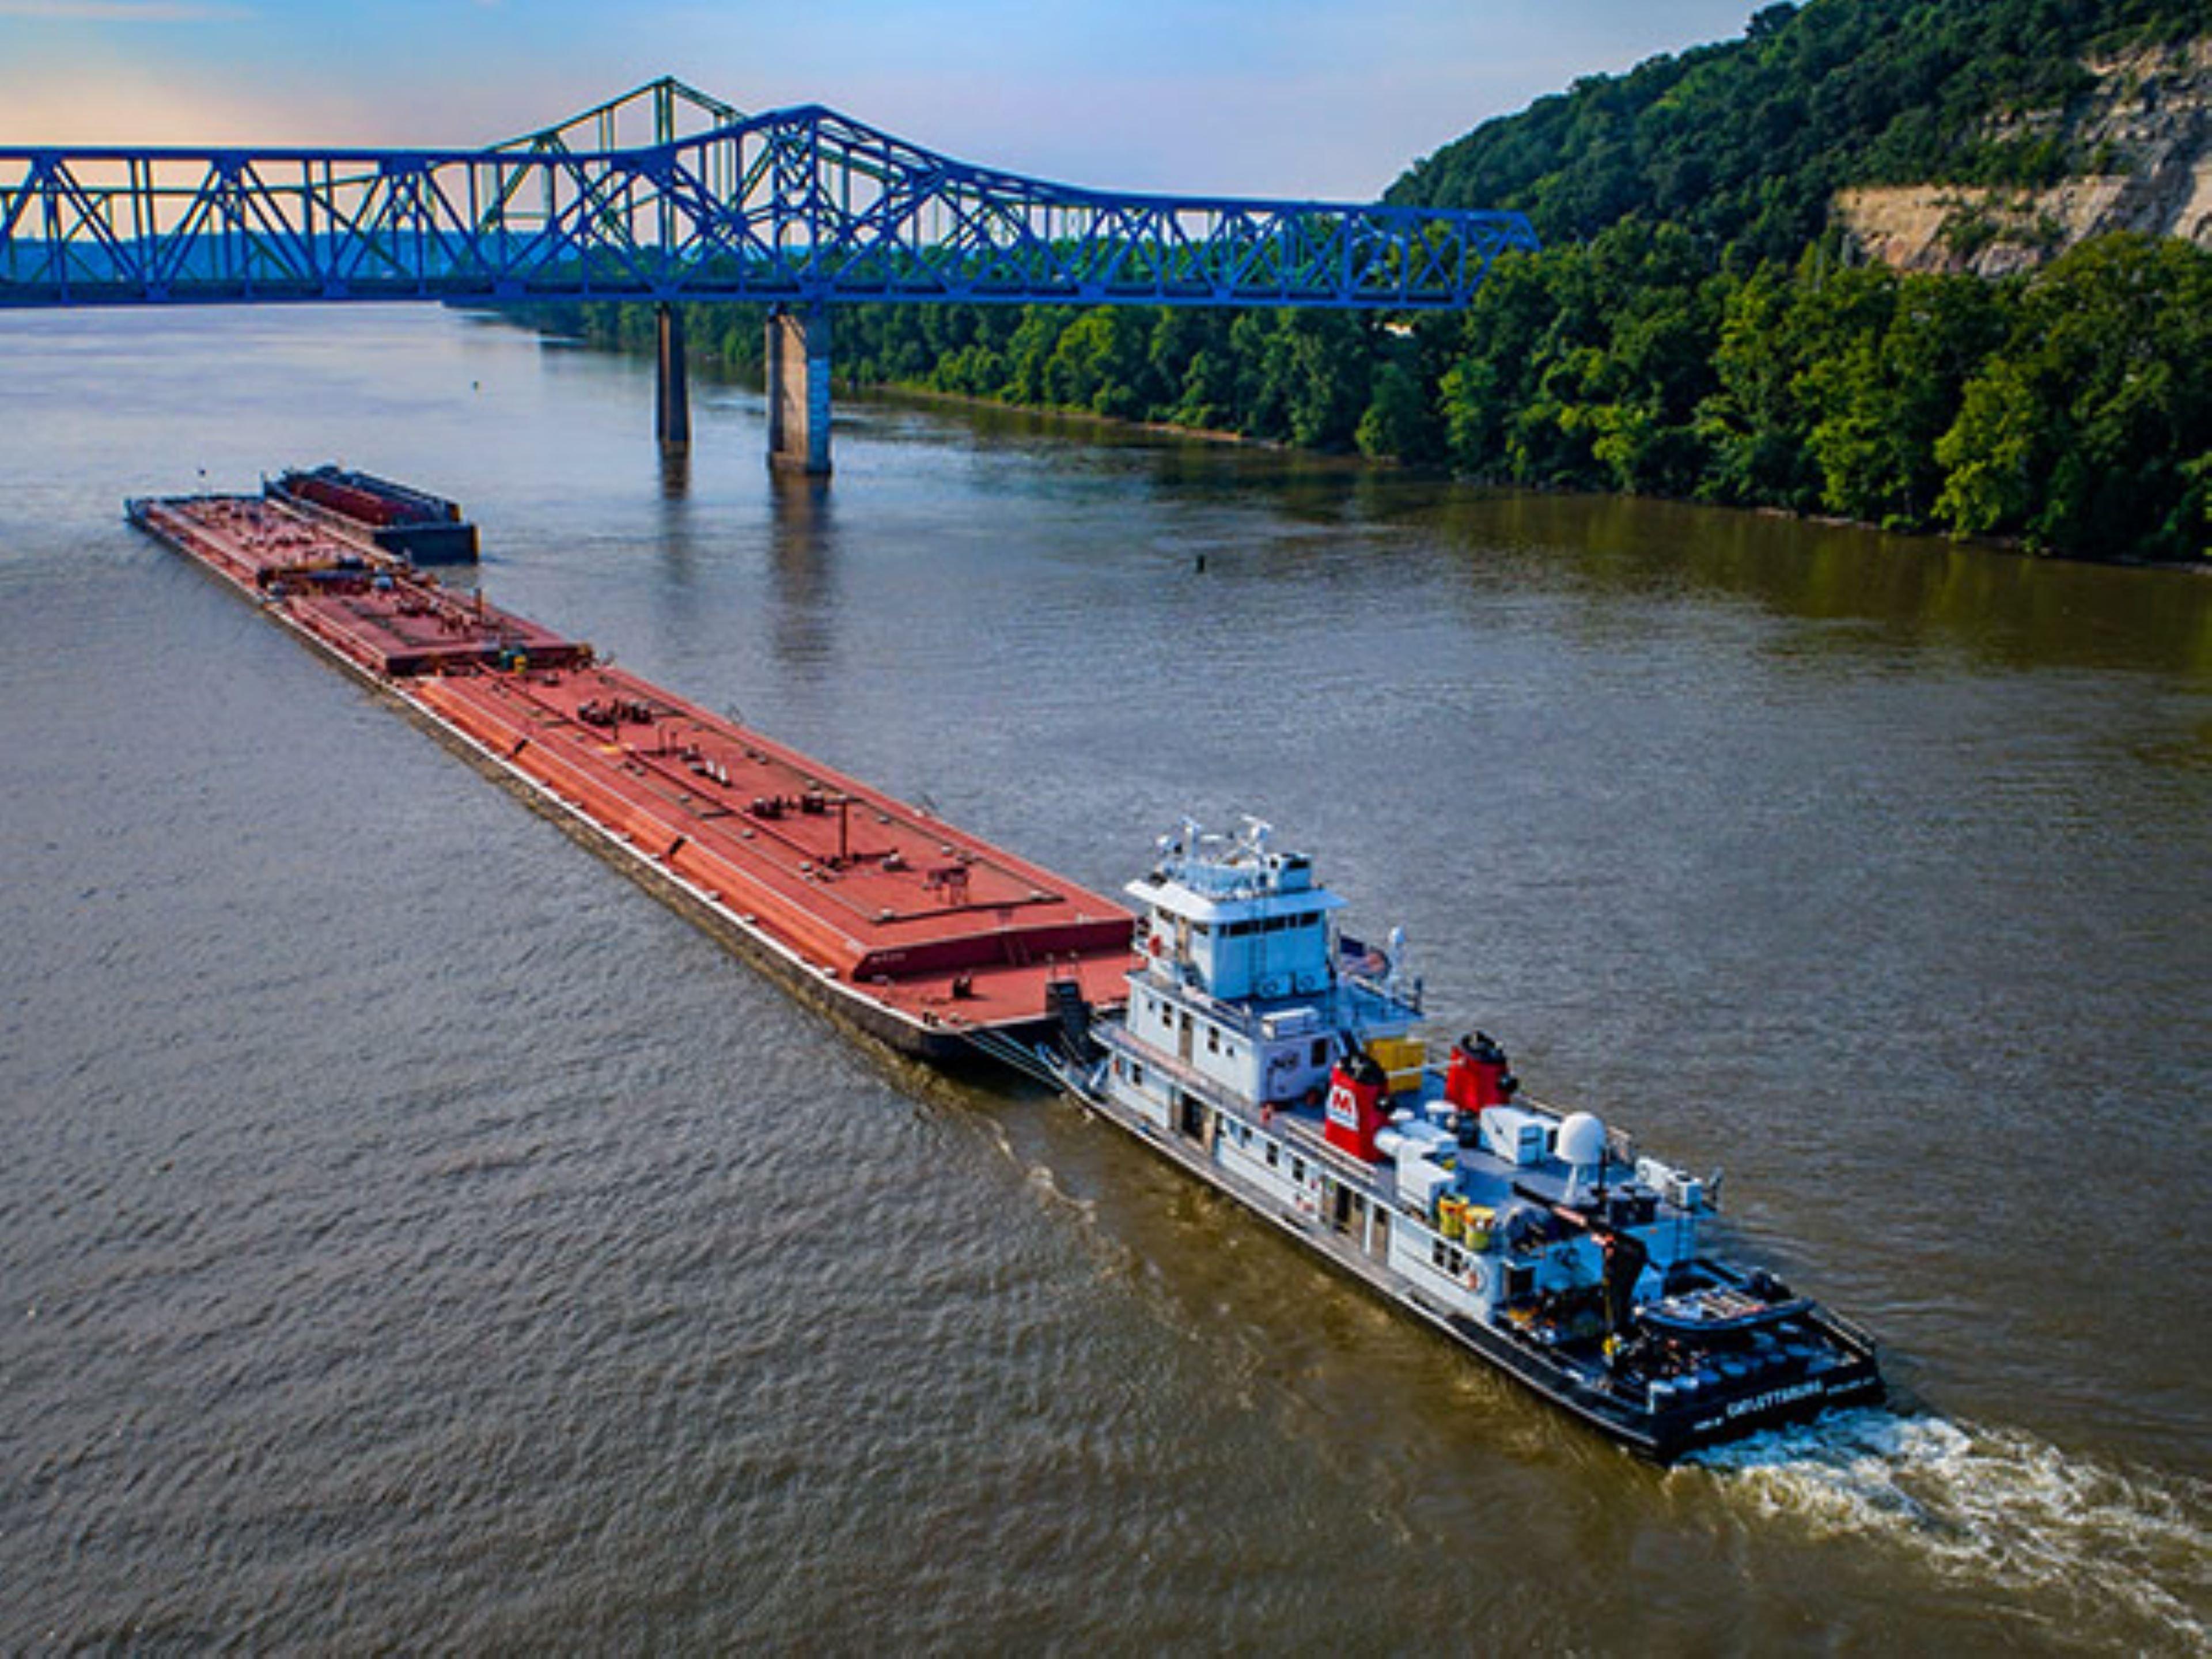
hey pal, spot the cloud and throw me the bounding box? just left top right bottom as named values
left=0, top=62, right=379, bottom=146
left=0, top=1, right=249, bottom=18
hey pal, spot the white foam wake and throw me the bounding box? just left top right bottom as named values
left=1688, top=1410, right=2210, bottom=1650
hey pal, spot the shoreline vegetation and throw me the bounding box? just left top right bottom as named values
left=508, top=233, right=2210, bottom=567
left=858, top=380, right=1271, bottom=452
left=514, top=0, right=2210, bottom=566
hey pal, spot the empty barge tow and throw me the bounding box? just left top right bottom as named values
left=127, top=486, right=1135, bottom=1061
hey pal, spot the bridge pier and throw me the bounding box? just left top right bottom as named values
left=766, top=304, right=832, bottom=476
left=655, top=302, right=690, bottom=451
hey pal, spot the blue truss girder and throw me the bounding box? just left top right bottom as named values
left=0, top=101, right=1537, bottom=311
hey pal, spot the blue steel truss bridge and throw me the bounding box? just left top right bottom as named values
left=0, top=79, right=1539, bottom=469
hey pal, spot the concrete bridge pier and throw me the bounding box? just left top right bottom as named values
left=655, top=302, right=690, bottom=450
left=766, top=304, right=832, bottom=476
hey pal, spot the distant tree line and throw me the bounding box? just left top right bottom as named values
left=525, top=227, right=2210, bottom=559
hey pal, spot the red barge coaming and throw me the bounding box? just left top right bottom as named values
left=128, top=490, right=1134, bottom=1058
left=128, top=496, right=575, bottom=676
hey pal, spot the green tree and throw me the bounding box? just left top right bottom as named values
left=1695, top=265, right=1817, bottom=509
left=1042, top=309, right=1153, bottom=417
left=1437, top=249, right=1556, bottom=476
left=1805, top=272, right=2006, bottom=528
left=1937, top=236, right=2212, bottom=558
left=1002, top=308, right=1066, bottom=404
left=1357, top=358, right=1430, bottom=461
left=1282, top=312, right=1374, bottom=451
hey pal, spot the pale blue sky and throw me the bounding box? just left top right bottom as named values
left=0, top=0, right=1761, bottom=198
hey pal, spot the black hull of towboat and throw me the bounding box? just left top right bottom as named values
left=1432, top=1304, right=1884, bottom=1462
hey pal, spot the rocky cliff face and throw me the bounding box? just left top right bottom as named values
left=1835, top=37, right=2211, bottom=275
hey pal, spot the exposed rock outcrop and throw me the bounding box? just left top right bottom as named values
left=1835, top=37, right=2211, bottom=274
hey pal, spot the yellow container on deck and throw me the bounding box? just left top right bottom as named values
left=1437, top=1194, right=1465, bottom=1240
left=1461, top=1204, right=1495, bottom=1252
left=1369, top=1036, right=1426, bottom=1072
left=1369, top=1036, right=1428, bottom=1096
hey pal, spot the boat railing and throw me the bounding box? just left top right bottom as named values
left=1270, top=1104, right=1406, bottom=1195
left=1815, top=1304, right=1881, bottom=1355
left=1340, top=974, right=1422, bottom=1020
left=1109, top=1031, right=1395, bottom=1197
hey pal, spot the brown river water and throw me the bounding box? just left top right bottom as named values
left=2, top=307, right=2207, bottom=1652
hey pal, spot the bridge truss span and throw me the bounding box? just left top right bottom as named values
left=0, top=99, right=1537, bottom=311
left=1, top=81, right=1537, bottom=470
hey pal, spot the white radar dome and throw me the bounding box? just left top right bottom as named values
left=1556, top=1111, right=1607, bottom=1169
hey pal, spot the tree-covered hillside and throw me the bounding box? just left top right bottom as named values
left=533, top=0, right=2211, bottom=560
left=1391, top=0, right=2204, bottom=262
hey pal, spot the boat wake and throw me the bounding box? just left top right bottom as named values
left=1687, top=1410, right=2210, bottom=1650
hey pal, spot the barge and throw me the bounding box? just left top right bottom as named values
left=128, top=489, right=1133, bottom=1059
left=1052, top=818, right=1884, bottom=1461
left=266, top=464, right=480, bottom=565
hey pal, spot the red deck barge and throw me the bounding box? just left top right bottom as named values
left=128, top=491, right=1134, bottom=1059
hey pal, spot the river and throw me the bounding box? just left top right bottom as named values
left=2, top=306, right=2206, bottom=1652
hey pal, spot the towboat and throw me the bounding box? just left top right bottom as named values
left=1050, top=817, right=1883, bottom=1461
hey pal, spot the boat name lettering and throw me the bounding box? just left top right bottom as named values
left=1722, top=1378, right=1827, bottom=1421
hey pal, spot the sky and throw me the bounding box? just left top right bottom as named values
left=0, top=0, right=1763, bottom=199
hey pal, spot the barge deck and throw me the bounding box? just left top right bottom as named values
left=128, top=490, right=1134, bottom=1059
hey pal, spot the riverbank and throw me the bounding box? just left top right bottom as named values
left=502, top=232, right=2211, bottom=567
left=506, top=301, right=2212, bottom=579
left=848, top=378, right=1270, bottom=451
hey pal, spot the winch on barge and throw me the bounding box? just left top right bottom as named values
left=1052, top=819, right=1883, bottom=1462
left=126, top=487, right=1132, bottom=1060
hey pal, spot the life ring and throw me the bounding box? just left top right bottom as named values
left=1260, top=1103, right=1276, bottom=1128
left=1464, top=1263, right=1488, bottom=1296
